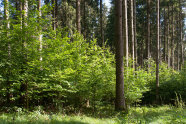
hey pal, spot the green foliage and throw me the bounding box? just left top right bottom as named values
left=59, top=1, right=76, bottom=33
left=0, top=0, right=185, bottom=114
left=0, top=0, right=116, bottom=108
left=142, top=61, right=186, bottom=105
left=124, top=66, right=150, bottom=106
left=0, top=2, right=150, bottom=109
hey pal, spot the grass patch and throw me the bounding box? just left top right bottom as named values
left=0, top=106, right=185, bottom=124
left=127, top=105, right=186, bottom=124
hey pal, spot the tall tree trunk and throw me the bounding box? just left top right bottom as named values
left=123, top=0, right=128, bottom=67
left=159, top=6, right=162, bottom=64
left=76, top=0, right=81, bottom=33
left=55, top=0, right=58, bottom=26
left=20, top=0, right=22, bottom=26
left=4, top=0, right=11, bottom=105
left=115, top=0, right=126, bottom=111
left=52, top=0, right=57, bottom=30
left=97, top=0, right=99, bottom=13
left=63, top=0, right=67, bottom=27
left=133, top=0, right=137, bottom=69
left=23, top=0, right=28, bottom=25
left=24, top=0, right=28, bottom=109
left=177, top=18, right=179, bottom=70
left=179, top=0, right=183, bottom=70
left=19, top=0, right=28, bottom=109
left=164, top=8, right=166, bottom=62
left=83, top=0, right=86, bottom=38
left=167, top=5, right=170, bottom=68
left=141, top=0, right=145, bottom=68
left=130, top=0, right=135, bottom=69
left=38, top=0, right=42, bottom=62
left=100, top=0, right=104, bottom=46
left=171, top=4, right=174, bottom=69
left=4, top=0, right=10, bottom=64
left=156, top=0, right=160, bottom=104
left=147, top=0, right=151, bottom=69
left=15, top=0, right=18, bottom=12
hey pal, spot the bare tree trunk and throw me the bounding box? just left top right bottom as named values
left=159, top=6, right=162, bottom=64
left=55, top=0, right=58, bottom=28
left=179, top=0, right=183, bottom=70
left=24, top=0, right=28, bottom=109
left=167, top=5, right=170, bottom=68
left=52, top=0, right=57, bottom=30
left=141, top=40, right=144, bottom=68
left=133, top=0, right=137, bottom=69
left=83, top=0, right=86, bottom=38
left=171, top=4, right=174, bottom=69
left=177, top=19, right=179, bottom=70
left=38, top=0, right=42, bottom=62
left=19, top=0, right=28, bottom=109
left=15, top=0, right=18, bottom=12
left=76, top=0, right=81, bottom=33
left=4, top=0, right=11, bottom=105
left=23, top=0, right=28, bottom=24
left=156, top=0, right=160, bottom=104
left=147, top=0, right=151, bottom=69
left=130, top=0, right=135, bottom=69
left=4, top=0, right=9, bottom=28
left=164, top=8, right=167, bottom=62
left=115, top=0, right=126, bottom=111
left=123, top=0, right=128, bottom=67
left=100, top=0, right=104, bottom=46
left=141, top=0, right=145, bottom=68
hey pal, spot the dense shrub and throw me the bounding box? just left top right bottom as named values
left=0, top=19, right=150, bottom=110
left=142, top=61, right=186, bottom=105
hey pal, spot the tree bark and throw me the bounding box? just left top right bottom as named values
left=52, top=0, right=57, bottom=30
left=19, top=0, right=28, bottom=109
left=123, top=0, right=128, bottom=67
left=4, top=0, right=9, bottom=28
left=100, top=0, right=104, bottom=46
left=83, top=0, right=86, bottom=38
left=167, top=5, right=170, bottom=68
left=156, top=0, right=160, bottom=104
left=115, top=0, right=126, bottom=111
left=133, top=0, right=137, bottom=69
left=179, top=0, right=183, bottom=70
left=164, top=8, right=167, bottom=62
left=171, top=4, right=174, bottom=69
left=4, top=0, right=11, bottom=105
left=38, top=0, right=42, bottom=62
left=55, top=0, right=58, bottom=26
left=177, top=18, right=179, bottom=71
left=147, top=0, right=151, bottom=69
left=130, top=0, right=135, bottom=69
left=76, top=0, right=81, bottom=33
left=159, top=5, right=162, bottom=64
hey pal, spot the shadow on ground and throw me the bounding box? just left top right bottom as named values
left=0, top=119, right=88, bottom=124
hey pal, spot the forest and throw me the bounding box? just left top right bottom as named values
left=0, top=0, right=185, bottom=123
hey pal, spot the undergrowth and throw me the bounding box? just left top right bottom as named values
left=0, top=105, right=185, bottom=124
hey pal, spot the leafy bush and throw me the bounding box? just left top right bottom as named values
left=0, top=20, right=150, bottom=110
left=124, top=64, right=150, bottom=106
left=142, top=61, right=186, bottom=105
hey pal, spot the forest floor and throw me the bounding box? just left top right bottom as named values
left=0, top=105, right=185, bottom=124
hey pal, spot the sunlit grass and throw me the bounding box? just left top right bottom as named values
left=0, top=105, right=185, bottom=124
left=127, top=105, right=186, bottom=124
